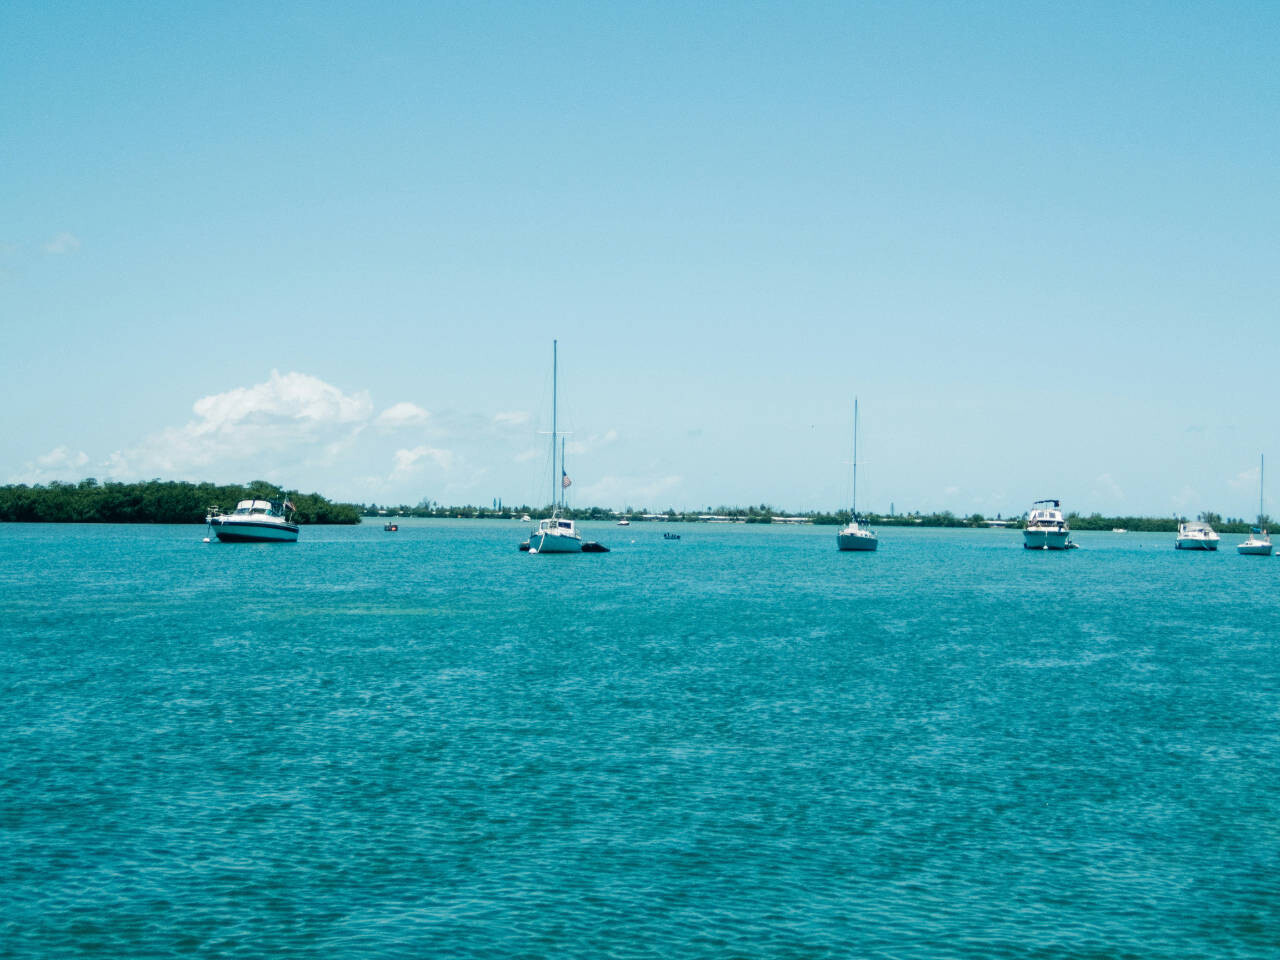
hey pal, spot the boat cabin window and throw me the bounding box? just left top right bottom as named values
left=558, top=520, right=573, bottom=529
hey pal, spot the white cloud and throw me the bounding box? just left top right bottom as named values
left=514, top=448, right=541, bottom=463
left=576, top=474, right=682, bottom=507
left=494, top=411, right=530, bottom=427
left=104, top=370, right=372, bottom=479
left=10, top=446, right=91, bottom=483
left=390, top=445, right=455, bottom=479
left=192, top=370, right=370, bottom=429
left=1092, top=473, right=1124, bottom=502
left=376, top=402, right=430, bottom=429
left=1229, top=466, right=1260, bottom=490
left=37, top=446, right=89, bottom=469
left=43, top=232, right=81, bottom=254
left=566, top=428, right=619, bottom=455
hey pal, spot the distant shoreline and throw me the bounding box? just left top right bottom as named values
left=2, top=479, right=1269, bottom=534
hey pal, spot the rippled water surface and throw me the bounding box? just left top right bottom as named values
left=2, top=521, right=1278, bottom=958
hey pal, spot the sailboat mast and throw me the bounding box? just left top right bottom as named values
left=852, top=397, right=858, bottom=519
left=1261, top=453, right=1265, bottom=523
left=551, top=339, right=558, bottom=512
left=561, top=438, right=566, bottom=511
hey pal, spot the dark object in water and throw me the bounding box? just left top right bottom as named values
left=582, top=541, right=610, bottom=552
left=664, top=532, right=680, bottom=540
left=384, top=523, right=398, bottom=531
left=519, top=541, right=530, bottom=551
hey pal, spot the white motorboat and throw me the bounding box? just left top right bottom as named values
left=837, top=398, right=878, bottom=552
left=206, top=498, right=299, bottom=543
left=1023, top=499, right=1072, bottom=550
left=1175, top=521, right=1219, bottom=551
left=1238, top=454, right=1273, bottom=556
left=617, top=518, right=631, bottom=526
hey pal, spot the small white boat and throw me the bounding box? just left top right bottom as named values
left=1175, top=521, right=1219, bottom=551
left=520, top=514, right=532, bottom=523
left=206, top=499, right=299, bottom=543
left=1112, top=528, right=1127, bottom=534
left=1023, top=499, right=1072, bottom=550
left=837, top=398, right=878, bottom=552
left=1238, top=528, right=1273, bottom=556
left=1238, top=455, right=1273, bottom=556
left=617, top=518, right=631, bottom=526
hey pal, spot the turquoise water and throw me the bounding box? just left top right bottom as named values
left=2, top=520, right=1277, bottom=958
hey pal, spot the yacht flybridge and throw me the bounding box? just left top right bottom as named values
left=1022, top=499, right=1073, bottom=550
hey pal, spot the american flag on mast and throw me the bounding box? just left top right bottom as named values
left=562, top=470, right=572, bottom=489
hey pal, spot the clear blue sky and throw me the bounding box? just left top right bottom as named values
left=4, top=1, right=1278, bottom=517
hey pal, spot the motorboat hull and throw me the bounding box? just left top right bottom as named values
left=1237, top=540, right=1273, bottom=556
left=1175, top=538, right=1218, bottom=551
left=529, top=530, right=582, bottom=554
left=837, top=531, right=878, bottom=551
left=210, top=519, right=299, bottom=543
left=1023, top=529, right=1071, bottom=550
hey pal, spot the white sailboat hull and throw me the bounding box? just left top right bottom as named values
left=529, top=530, right=583, bottom=554
left=837, top=529, right=878, bottom=551
left=1237, top=538, right=1273, bottom=556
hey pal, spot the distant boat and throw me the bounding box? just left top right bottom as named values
left=1023, top=499, right=1072, bottom=550
left=617, top=518, right=631, bottom=526
left=1175, top=521, right=1219, bottom=551
left=837, top=398, right=878, bottom=552
left=520, top=514, right=531, bottom=523
left=1238, top=454, right=1273, bottom=556
left=1112, top=527, right=1127, bottom=534
left=383, top=522, right=398, bottom=532
left=206, top=498, right=299, bottom=543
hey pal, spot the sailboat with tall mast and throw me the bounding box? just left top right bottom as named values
left=527, top=340, right=584, bottom=554
left=837, top=398, right=878, bottom=551
left=1238, top=454, right=1273, bottom=556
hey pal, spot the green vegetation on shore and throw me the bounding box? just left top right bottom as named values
left=0, top=479, right=361, bottom=524
left=3, top=481, right=1267, bottom=534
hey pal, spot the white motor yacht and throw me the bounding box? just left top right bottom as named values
left=206, top=499, right=299, bottom=543
left=1175, top=521, right=1219, bottom=551
left=1023, top=499, right=1072, bottom=550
